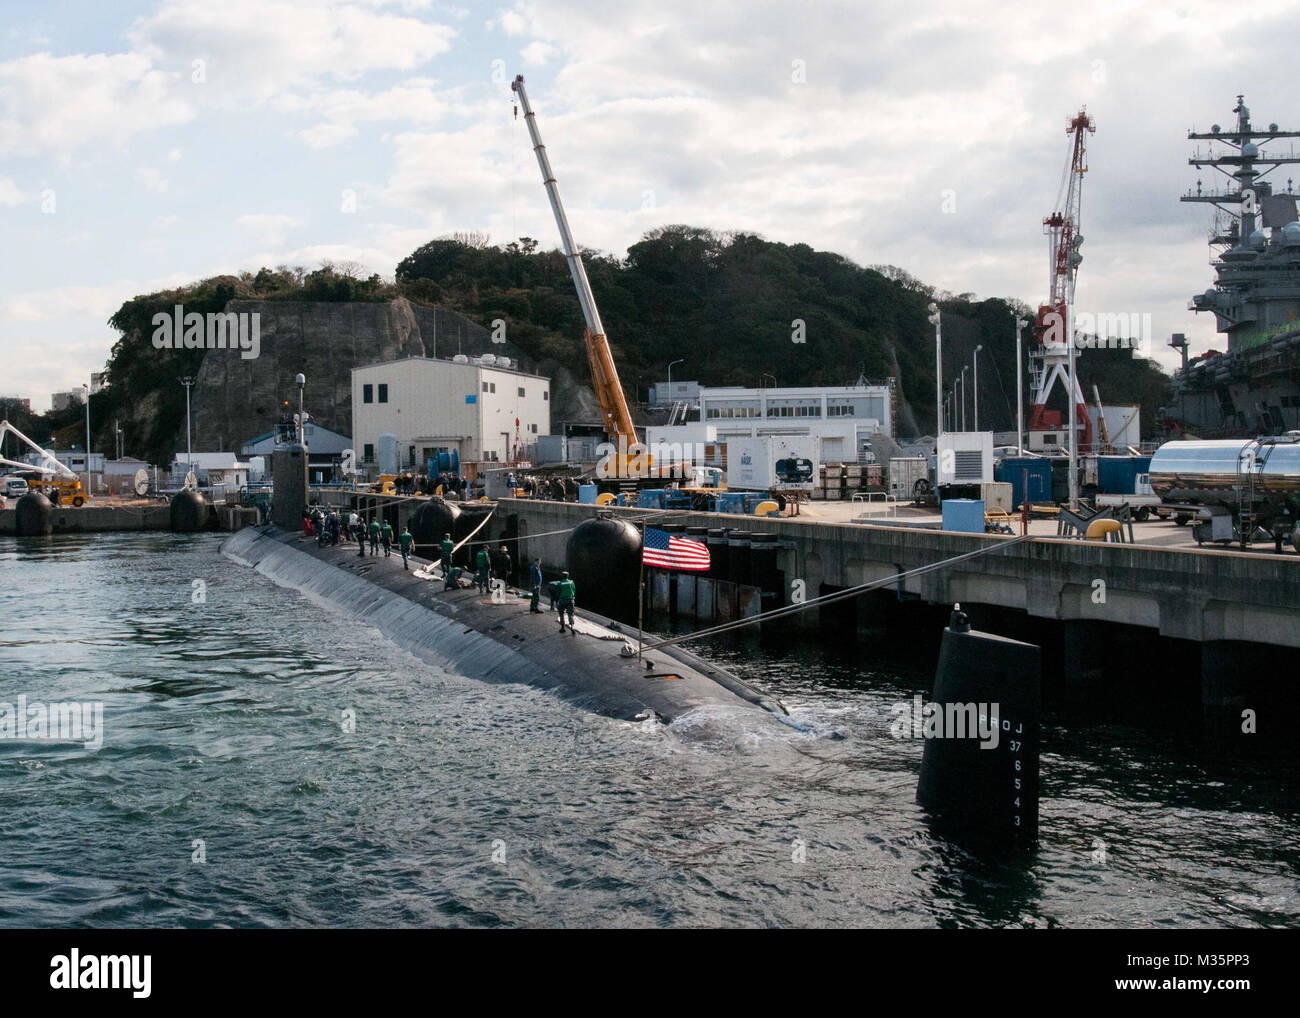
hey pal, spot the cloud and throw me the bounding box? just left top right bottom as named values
left=129, top=0, right=458, bottom=103
left=236, top=213, right=305, bottom=246
left=0, top=50, right=193, bottom=157
left=137, top=167, right=169, bottom=193
left=0, top=176, right=25, bottom=206
left=519, top=41, right=555, bottom=67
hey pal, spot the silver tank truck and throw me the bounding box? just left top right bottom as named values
left=1148, top=436, right=1300, bottom=551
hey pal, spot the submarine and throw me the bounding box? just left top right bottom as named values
left=221, top=524, right=787, bottom=725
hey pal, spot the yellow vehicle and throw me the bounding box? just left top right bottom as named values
left=28, top=476, right=87, bottom=506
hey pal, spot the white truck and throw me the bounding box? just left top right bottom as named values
left=1095, top=471, right=1167, bottom=522
left=725, top=435, right=820, bottom=491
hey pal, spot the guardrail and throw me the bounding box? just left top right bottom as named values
left=851, top=491, right=900, bottom=520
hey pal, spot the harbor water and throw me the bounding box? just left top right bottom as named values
left=1, top=531, right=1296, bottom=928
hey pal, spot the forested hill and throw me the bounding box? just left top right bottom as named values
left=396, top=226, right=1172, bottom=438
left=86, top=227, right=1171, bottom=465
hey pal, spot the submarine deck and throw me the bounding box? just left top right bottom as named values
left=221, top=526, right=784, bottom=724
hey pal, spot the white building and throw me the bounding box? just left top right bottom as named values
left=351, top=355, right=550, bottom=472
left=647, top=380, right=894, bottom=464
left=50, top=390, right=85, bottom=412
left=169, top=453, right=253, bottom=489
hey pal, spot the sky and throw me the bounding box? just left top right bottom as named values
left=2, top=0, right=1298, bottom=410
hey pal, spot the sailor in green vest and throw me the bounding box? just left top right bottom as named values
left=440, top=533, right=455, bottom=578
left=555, top=571, right=576, bottom=633
left=380, top=519, right=394, bottom=557
left=399, top=525, right=414, bottom=570
left=475, top=546, right=492, bottom=594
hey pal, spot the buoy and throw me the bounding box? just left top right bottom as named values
left=169, top=489, right=207, bottom=532
left=14, top=491, right=54, bottom=536
left=915, top=604, right=1041, bottom=852
left=566, top=516, right=642, bottom=624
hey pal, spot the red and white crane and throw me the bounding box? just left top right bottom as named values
left=1028, top=110, right=1095, bottom=463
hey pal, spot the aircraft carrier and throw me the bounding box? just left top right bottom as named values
left=1162, top=96, right=1300, bottom=437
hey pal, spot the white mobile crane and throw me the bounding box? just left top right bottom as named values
left=0, top=419, right=87, bottom=505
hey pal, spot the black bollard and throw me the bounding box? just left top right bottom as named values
left=915, top=604, right=1041, bottom=851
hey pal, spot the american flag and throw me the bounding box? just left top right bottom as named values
left=643, top=527, right=710, bottom=571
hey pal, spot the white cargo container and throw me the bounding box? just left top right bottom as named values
left=726, top=435, right=820, bottom=490
left=889, top=456, right=930, bottom=500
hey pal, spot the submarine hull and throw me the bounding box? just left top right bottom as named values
left=221, top=526, right=782, bottom=724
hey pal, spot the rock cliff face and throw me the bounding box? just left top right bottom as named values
left=191, top=298, right=498, bottom=450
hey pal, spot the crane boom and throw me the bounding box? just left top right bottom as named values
left=511, top=75, right=639, bottom=459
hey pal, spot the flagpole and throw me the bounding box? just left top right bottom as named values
left=637, top=521, right=646, bottom=661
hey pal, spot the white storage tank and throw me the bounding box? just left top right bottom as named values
left=378, top=433, right=399, bottom=477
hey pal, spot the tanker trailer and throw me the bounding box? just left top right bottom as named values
left=1147, top=437, right=1300, bottom=551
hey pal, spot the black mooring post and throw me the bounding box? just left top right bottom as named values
left=916, top=604, right=1042, bottom=852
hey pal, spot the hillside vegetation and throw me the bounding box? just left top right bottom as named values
left=61, top=228, right=1170, bottom=464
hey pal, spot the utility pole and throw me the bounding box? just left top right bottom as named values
left=972, top=345, right=983, bottom=431
left=1015, top=318, right=1027, bottom=455
left=83, top=382, right=91, bottom=498
left=296, top=373, right=308, bottom=505
left=179, top=377, right=195, bottom=485
left=928, top=303, right=942, bottom=437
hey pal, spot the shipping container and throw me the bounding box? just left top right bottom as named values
left=995, top=457, right=1053, bottom=508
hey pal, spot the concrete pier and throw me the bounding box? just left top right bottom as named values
left=495, top=498, right=1300, bottom=740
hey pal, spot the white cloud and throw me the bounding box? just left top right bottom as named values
left=236, top=213, right=304, bottom=246
left=0, top=176, right=25, bottom=206
left=129, top=0, right=458, bottom=103
left=0, top=51, right=193, bottom=157
left=519, top=41, right=555, bottom=67
left=136, top=167, right=169, bottom=192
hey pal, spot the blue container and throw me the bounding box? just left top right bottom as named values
left=1096, top=455, right=1151, bottom=495
left=712, top=492, right=749, bottom=514
left=638, top=489, right=667, bottom=509
left=578, top=483, right=598, bottom=504
left=941, top=498, right=986, bottom=534
left=995, top=457, right=1052, bottom=509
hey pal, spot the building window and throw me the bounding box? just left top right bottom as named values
left=378, top=384, right=388, bottom=403
left=363, top=384, right=373, bottom=404
left=518, top=387, right=526, bottom=397
left=530, top=423, right=538, bottom=433
left=363, top=443, right=374, bottom=462
left=482, top=381, right=496, bottom=394
left=543, top=391, right=549, bottom=401
left=482, top=382, right=489, bottom=392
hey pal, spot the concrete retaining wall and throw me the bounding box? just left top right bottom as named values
left=500, top=498, right=1300, bottom=651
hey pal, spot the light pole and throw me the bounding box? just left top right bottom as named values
left=1015, top=317, right=1027, bottom=455
left=179, top=376, right=195, bottom=486
left=296, top=373, right=308, bottom=505
left=972, top=345, right=983, bottom=432
left=667, top=358, right=684, bottom=395
left=928, top=303, right=942, bottom=437
left=83, top=383, right=91, bottom=498
left=959, top=366, right=968, bottom=431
